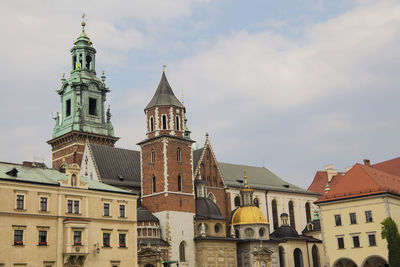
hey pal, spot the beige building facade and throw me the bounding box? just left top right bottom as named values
left=0, top=162, right=138, bottom=267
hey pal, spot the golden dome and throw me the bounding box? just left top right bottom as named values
left=231, top=206, right=269, bottom=226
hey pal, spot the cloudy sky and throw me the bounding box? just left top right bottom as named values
left=1, top=0, right=400, bottom=189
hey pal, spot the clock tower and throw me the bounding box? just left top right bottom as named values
left=48, top=19, right=118, bottom=169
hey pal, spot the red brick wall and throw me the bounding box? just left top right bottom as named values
left=146, top=107, right=185, bottom=139
left=52, top=142, right=85, bottom=169
left=141, top=136, right=195, bottom=213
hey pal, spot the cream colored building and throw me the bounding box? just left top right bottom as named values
left=0, top=162, right=138, bottom=267
left=316, top=163, right=398, bottom=267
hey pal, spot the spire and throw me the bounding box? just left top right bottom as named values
left=145, top=71, right=185, bottom=110
left=240, top=166, right=254, bottom=206
left=243, top=166, right=249, bottom=188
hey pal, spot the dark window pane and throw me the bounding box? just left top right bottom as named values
left=89, top=98, right=97, bottom=116
left=272, top=200, right=279, bottom=230
left=365, top=211, right=373, bottom=223
left=66, top=99, right=71, bottom=117
left=337, top=237, right=344, bottom=249
left=335, top=215, right=342, bottom=226
left=40, top=197, right=47, bottom=211
left=16, top=195, right=24, bottom=210
left=162, top=115, right=167, bottom=130
left=104, top=203, right=110, bottom=216
left=353, top=236, right=360, bottom=248
left=74, top=231, right=81, bottom=245
left=120, top=205, right=125, bottom=217
left=103, top=233, right=110, bottom=247
left=368, top=234, right=376, bottom=246
left=14, top=230, right=23, bottom=245
left=39, top=231, right=47, bottom=245
left=350, top=213, right=357, bottom=224
left=119, top=233, right=126, bottom=247
left=67, top=200, right=73, bottom=213
left=73, top=200, right=79, bottom=214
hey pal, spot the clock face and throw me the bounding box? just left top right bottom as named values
left=88, top=83, right=98, bottom=92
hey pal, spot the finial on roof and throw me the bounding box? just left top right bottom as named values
left=181, top=91, right=184, bottom=104
left=162, top=64, right=167, bottom=72
left=81, top=13, right=86, bottom=32
left=313, top=208, right=320, bottom=221
left=101, top=70, right=106, bottom=82
left=243, top=166, right=248, bottom=188
left=324, top=183, right=331, bottom=194
left=61, top=72, right=66, bottom=82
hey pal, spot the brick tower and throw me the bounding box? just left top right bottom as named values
left=47, top=18, right=118, bottom=169
left=138, top=71, right=195, bottom=266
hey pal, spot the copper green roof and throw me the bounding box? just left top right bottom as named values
left=0, top=162, right=132, bottom=194
left=145, top=72, right=185, bottom=110
left=217, top=162, right=318, bottom=195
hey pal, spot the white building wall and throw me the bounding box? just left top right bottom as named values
left=80, top=142, right=100, bottom=181
left=227, top=188, right=319, bottom=233
left=154, top=210, right=195, bottom=267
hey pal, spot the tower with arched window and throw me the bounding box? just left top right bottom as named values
left=138, top=71, right=196, bottom=265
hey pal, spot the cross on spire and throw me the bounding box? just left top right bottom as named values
left=81, top=13, right=86, bottom=32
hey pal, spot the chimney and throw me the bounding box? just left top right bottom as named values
left=324, top=164, right=338, bottom=182
left=363, top=159, right=371, bottom=166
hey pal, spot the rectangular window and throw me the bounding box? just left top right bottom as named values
left=350, top=213, right=357, bottom=224
left=337, top=237, right=344, bottom=249
left=104, top=203, right=110, bottom=216
left=66, top=99, right=71, bottom=117
left=334, top=214, right=342, bottom=226
left=40, top=197, right=48, bottom=212
left=365, top=210, right=373, bottom=223
left=353, top=236, right=360, bottom=248
left=103, top=233, right=110, bottom=247
left=176, top=116, right=180, bottom=130
left=16, top=195, right=24, bottom=210
left=89, top=97, right=97, bottom=116
left=14, top=230, right=23, bottom=245
left=38, top=231, right=47, bottom=245
left=73, top=231, right=81, bottom=245
left=73, top=200, right=79, bottom=214
left=368, top=234, right=376, bottom=246
left=119, top=233, right=126, bottom=247
left=67, top=200, right=73, bottom=213
left=119, top=205, right=125, bottom=218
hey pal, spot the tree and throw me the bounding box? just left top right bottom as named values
left=381, top=217, right=400, bottom=267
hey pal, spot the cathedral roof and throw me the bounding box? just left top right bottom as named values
left=89, top=144, right=141, bottom=189
left=193, top=148, right=204, bottom=174
left=137, top=206, right=159, bottom=222
left=218, top=162, right=317, bottom=195
left=271, top=225, right=299, bottom=238
left=195, top=197, right=225, bottom=220
left=231, top=206, right=268, bottom=226
left=145, top=72, right=185, bottom=110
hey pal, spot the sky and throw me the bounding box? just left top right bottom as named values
left=1, top=0, right=400, bottom=189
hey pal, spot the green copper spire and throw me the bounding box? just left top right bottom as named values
left=52, top=17, right=114, bottom=139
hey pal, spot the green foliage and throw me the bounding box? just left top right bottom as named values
left=381, top=217, right=400, bottom=267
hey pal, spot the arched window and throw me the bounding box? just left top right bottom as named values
left=177, top=148, right=181, bottom=162
left=254, top=198, right=259, bottom=207
left=151, top=149, right=155, bottom=163
left=272, top=199, right=279, bottom=230
left=150, top=116, right=154, bottom=132
left=152, top=175, right=156, bottom=193
left=294, top=248, right=304, bottom=267
left=234, top=196, right=241, bottom=207
left=177, top=174, right=182, bottom=192
left=162, top=115, right=167, bottom=130
left=176, top=115, right=180, bottom=130
left=279, top=246, right=285, bottom=267
left=312, top=245, right=320, bottom=267
left=289, top=201, right=296, bottom=228
left=179, top=241, right=186, bottom=262
left=305, top=202, right=311, bottom=223
left=85, top=55, right=92, bottom=69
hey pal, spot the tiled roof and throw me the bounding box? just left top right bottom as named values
left=316, top=163, right=400, bottom=203
left=89, top=144, right=141, bottom=188
left=372, top=157, right=400, bottom=177
left=145, top=72, right=185, bottom=110
left=307, top=171, right=344, bottom=195
left=218, top=162, right=316, bottom=195
left=0, top=162, right=131, bottom=194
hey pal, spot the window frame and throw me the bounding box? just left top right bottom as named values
left=365, top=210, right=373, bottom=223
left=16, top=194, right=25, bottom=210
left=103, top=203, right=110, bottom=217
left=39, top=197, right=48, bottom=212
left=119, top=233, right=127, bottom=248
left=177, top=147, right=181, bottom=162
left=337, top=237, right=345, bottom=249
left=88, top=97, right=97, bottom=116
left=73, top=231, right=82, bottom=246
left=66, top=99, right=71, bottom=117
left=334, top=214, right=342, bottom=226
left=150, top=149, right=155, bottom=164
left=103, top=232, right=111, bottom=248
left=14, top=229, right=24, bottom=246
left=152, top=175, right=156, bottom=193
left=349, top=212, right=357, bottom=224
left=177, top=174, right=182, bottom=192
left=162, top=114, right=167, bottom=130
left=119, top=204, right=126, bottom=218
left=368, top=233, right=376, bottom=246
left=176, top=115, right=180, bottom=130
left=38, top=230, right=48, bottom=246
left=352, top=235, right=360, bottom=248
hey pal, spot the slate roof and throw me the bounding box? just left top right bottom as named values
left=218, top=162, right=317, bottom=195
left=137, top=207, right=159, bottom=222
left=316, top=163, right=400, bottom=203
left=89, top=144, right=141, bottom=188
left=195, top=197, right=225, bottom=220
left=0, top=162, right=131, bottom=194
left=145, top=72, right=185, bottom=110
